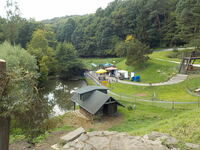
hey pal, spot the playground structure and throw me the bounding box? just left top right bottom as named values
left=179, top=51, right=200, bottom=74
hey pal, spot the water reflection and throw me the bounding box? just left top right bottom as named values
left=42, top=77, right=86, bottom=116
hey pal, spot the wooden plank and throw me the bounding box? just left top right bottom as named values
left=0, top=59, right=6, bottom=73
left=0, top=59, right=10, bottom=150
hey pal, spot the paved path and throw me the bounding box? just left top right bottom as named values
left=157, top=47, right=194, bottom=52
left=155, top=58, right=200, bottom=67
left=86, top=72, right=198, bottom=104
left=118, top=74, right=188, bottom=86
left=86, top=71, right=188, bottom=86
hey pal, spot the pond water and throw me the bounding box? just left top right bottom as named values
left=42, top=77, right=87, bottom=117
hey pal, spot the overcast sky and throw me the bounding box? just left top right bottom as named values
left=0, top=0, right=114, bottom=21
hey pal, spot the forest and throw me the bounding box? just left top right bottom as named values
left=1, top=0, right=200, bottom=58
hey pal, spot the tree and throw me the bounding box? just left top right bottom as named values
left=56, top=42, right=84, bottom=79
left=3, top=0, right=22, bottom=45
left=28, top=29, right=56, bottom=82
left=17, top=19, right=44, bottom=48
left=116, top=35, right=151, bottom=66
left=176, top=0, right=200, bottom=42
left=0, top=17, right=6, bottom=43
left=0, top=42, right=38, bottom=150
left=125, top=38, right=151, bottom=66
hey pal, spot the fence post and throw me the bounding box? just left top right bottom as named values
left=172, top=100, right=175, bottom=110
left=0, top=59, right=10, bottom=150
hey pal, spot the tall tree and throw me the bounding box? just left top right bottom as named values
left=0, top=42, right=38, bottom=150
left=3, top=0, right=22, bottom=45
left=56, top=42, right=84, bottom=79
left=116, top=35, right=152, bottom=66
left=176, top=0, right=200, bottom=42
left=28, top=29, right=56, bottom=82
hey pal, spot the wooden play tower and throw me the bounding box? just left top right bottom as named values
left=179, top=51, right=200, bottom=74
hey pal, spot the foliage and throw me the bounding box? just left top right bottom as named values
left=17, top=19, right=44, bottom=48
left=3, top=0, right=22, bottom=45
left=56, top=42, right=84, bottom=79
left=44, top=0, right=185, bottom=57
left=189, top=38, right=200, bottom=52
left=0, top=68, right=38, bottom=117
left=125, top=38, right=151, bottom=66
left=176, top=0, right=200, bottom=42
left=0, top=41, right=38, bottom=72
left=28, top=29, right=57, bottom=82
left=0, top=42, right=53, bottom=142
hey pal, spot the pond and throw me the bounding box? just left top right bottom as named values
left=42, top=77, right=87, bottom=116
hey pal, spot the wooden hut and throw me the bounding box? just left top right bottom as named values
left=71, top=86, right=124, bottom=118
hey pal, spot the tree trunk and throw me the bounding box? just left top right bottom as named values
left=0, top=117, right=10, bottom=150
left=0, top=59, right=10, bottom=150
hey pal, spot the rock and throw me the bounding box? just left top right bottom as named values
left=61, top=131, right=172, bottom=150
left=77, top=134, right=89, bottom=142
left=185, top=143, right=200, bottom=149
left=146, top=131, right=179, bottom=147
left=87, top=136, right=110, bottom=149
left=51, top=144, right=60, bottom=150
left=146, top=132, right=169, bottom=141
left=60, top=127, right=85, bottom=142
left=54, top=130, right=186, bottom=150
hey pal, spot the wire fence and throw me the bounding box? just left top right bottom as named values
left=109, top=91, right=200, bottom=110
left=85, top=72, right=200, bottom=110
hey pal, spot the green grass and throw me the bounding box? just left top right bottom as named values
left=150, top=51, right=180, bottom=62
left=81, top=57, right=123, bottom=70
left=150, top=49, right=200, bottom=64
left=85, top=78, right=97, bottom=85
left=109, top=102, right=183, bottom=133
left=110, top=75, right=200, bottom=102
left=116, top=59, right=178, bottom=83
left=109, top=102, right=200, bottom=144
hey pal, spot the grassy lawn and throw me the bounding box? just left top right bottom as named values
left=109, top=101, right=183, bottom=133
left=81, top=57, right=123, bottom=70
left=110, top=75, right=200, bottom=102
left=150, top=49, right=200, bottom=64
left=149, top=51, right=180, bottom=62
left=109, top=102, right=200, bottom=144
left=116, top=59, right=178, bottom=83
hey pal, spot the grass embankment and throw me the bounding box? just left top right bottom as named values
left=116, top=59, right=178, bottom=83
left=110, top=75, right=200, bottom=102
left=150, top=49, right=200, bottom=64
left=110, top=105, right=200, bottom=144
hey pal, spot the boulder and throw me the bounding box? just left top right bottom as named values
left=60, top=127, right=85, bottom=142
left=185, top=143, right=200, bottom=149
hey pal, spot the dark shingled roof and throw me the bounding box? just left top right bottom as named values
left=71, top=90, right=124, bottom=115
left=75, top=86, right=108, bottom=95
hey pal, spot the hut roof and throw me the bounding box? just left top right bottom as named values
left=71, top=90, right=124, bottom=115
left=75, top=86, right=108, bottom=95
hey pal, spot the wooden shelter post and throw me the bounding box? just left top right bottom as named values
left=0, top=59, right=10, bottom=150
